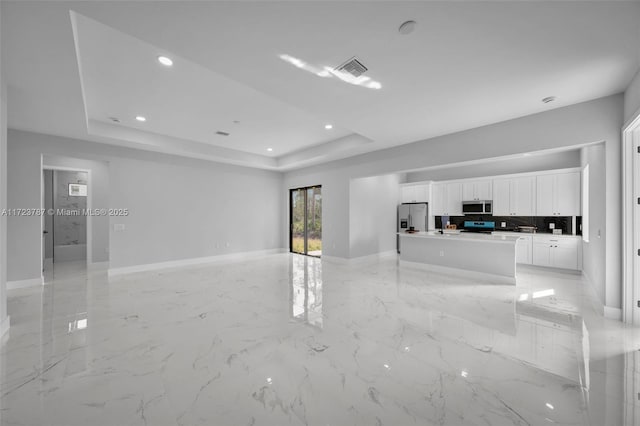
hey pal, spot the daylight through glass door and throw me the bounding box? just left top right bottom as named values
left=290, top=186, right=322, bottom=257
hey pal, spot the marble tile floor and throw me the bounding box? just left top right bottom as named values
left=1, top=253, right=640, bottom=426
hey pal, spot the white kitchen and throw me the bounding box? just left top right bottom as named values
left=398, top=163, right=584, bottom=282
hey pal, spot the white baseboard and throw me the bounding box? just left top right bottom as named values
left=320, top=255, right=348, bottom=264
left=0, top=315, right=10, bottom=338
left=604, top=306, right=623, bottom=321
left=7, top=276, right=44, bottom=290
left=88, top=261, right=109, bottom=271
left=348, top=250, right=398, bottom=264
left=108, top=248, right=286, bottom=276
left=400, top=259, right=516, bottom=285
left=322, top=250, right=397, bottom=265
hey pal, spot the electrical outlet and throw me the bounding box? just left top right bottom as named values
left=501, top=222, right=506, bottom=228
left=549, top=223, right=555, bottom=230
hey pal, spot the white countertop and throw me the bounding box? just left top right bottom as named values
left=398, top=231, right=519, bottom=243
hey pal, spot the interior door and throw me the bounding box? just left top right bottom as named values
left=290, top=186, right=322, bottom=257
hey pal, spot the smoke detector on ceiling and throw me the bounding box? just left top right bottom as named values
left=542, top=96, right=556, bottom=104
left=335, top=56, right=368, bottom=78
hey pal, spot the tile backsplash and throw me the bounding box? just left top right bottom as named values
left=435, top=215, right=574, bottom=234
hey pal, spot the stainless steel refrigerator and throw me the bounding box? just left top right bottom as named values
left=397, top=202, right=428, bottom=253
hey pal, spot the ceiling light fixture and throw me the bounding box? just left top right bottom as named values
left=157, top=56, right=173, bottom=67
left=267, top=148, right=273, bottom=152
left=399, top=20, right=417, bottom=35
left=542, top=96, right=556, bottom=104
left=325, top=124, right=333, bottom=130
left=135, top=116, right=146, bottom=122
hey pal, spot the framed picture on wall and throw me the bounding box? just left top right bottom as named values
left=68, top=183, right=87, bottom=197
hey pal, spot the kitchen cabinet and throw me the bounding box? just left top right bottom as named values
left=516, top=235, right=533, bottom=264
left=401, top=184, right=429, bottom=203
left=432, top=182, right=462, bottom=216
left=462, top=180, right=492, bottom=201
left=492, top=176, right=535, bottom=216
left=495, top=232, right=533, bottom=264
left=536, top=172, right=580, bottom=216
left=532, top=235, right=580, bottom=270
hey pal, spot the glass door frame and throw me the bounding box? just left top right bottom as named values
left=289, top=185, right=322, bottom=258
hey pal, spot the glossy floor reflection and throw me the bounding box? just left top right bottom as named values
left=2, top=254, right=640, bottom=425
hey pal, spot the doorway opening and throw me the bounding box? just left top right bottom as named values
left=42, top=167, right=90, bottom=279
left=623, top=112, right=640, bottom=325
left=290, top=185, right=322, bottom=257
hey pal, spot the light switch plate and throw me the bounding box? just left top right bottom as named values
left=549, top=223, right=555, bottom=230
left=113, top=224, right=125, bottom=232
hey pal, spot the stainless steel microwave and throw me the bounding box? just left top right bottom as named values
left=462, top=200, right=492, bottom=215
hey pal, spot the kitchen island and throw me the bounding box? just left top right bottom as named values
left=398, top=231, right=520, bottom=284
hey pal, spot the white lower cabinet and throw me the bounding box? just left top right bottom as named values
left=515, top=235, right=533, bottom=264
left=532, top=235, right=580, bottom=270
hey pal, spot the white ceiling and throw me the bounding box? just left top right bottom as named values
left=3, top=1, right=640, bottom=171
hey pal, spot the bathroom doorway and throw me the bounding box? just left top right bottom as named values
left=42, top=167, right=90, bottom=275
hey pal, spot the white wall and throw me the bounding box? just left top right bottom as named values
left=581, top=143, right=607, bottom=305
left=7, top=129, right=283, bottom=281
left=406, top=150, right=581, bottom=182
left=625, top=69, right=640, bottom=124
left=283, top=94, right=624, bottom=311
left=349, top=174, right=400, bottom=258
left=283, top=169, right=349, bottom=258
left=0, top=0, right=8, bottom=335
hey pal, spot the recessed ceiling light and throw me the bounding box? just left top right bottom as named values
left=157, top=56, right=173, bottom=67
left=267, top=148, right=273, bottom=152
left=325, top=124, right=333, bottom=130
left=542, top=96, right=556, bottom=104
left=399, top=20, right=417, bottom=35
left=135, top=116, right=146, bottom=122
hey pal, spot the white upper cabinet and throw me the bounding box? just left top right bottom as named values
left=432, top=182, right=462, bottom=216
left=406, top=169, right=580, bottom=219
left=536, top=172, right=580, bottom=216
left=432, top=183, right=444, bottom=215
left=511, top=176, right=536, bottom=216
left=400, top=183, right=429, bottom=203
left=445, top=183, right=463, bottom=216
left=555, top=173, right=581, bottom=216
left=462, top=180, right=492, bottom=201
left=492, top=178, right=511, bottom=216
left=492, top=176, right=535, bottom=216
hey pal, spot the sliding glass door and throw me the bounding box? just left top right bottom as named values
left=290, top=186, right=322, bottom=257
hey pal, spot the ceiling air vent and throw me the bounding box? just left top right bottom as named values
left=215, top=131, right=230, bottom=136
left=335, top=56, right=368, bottom=78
